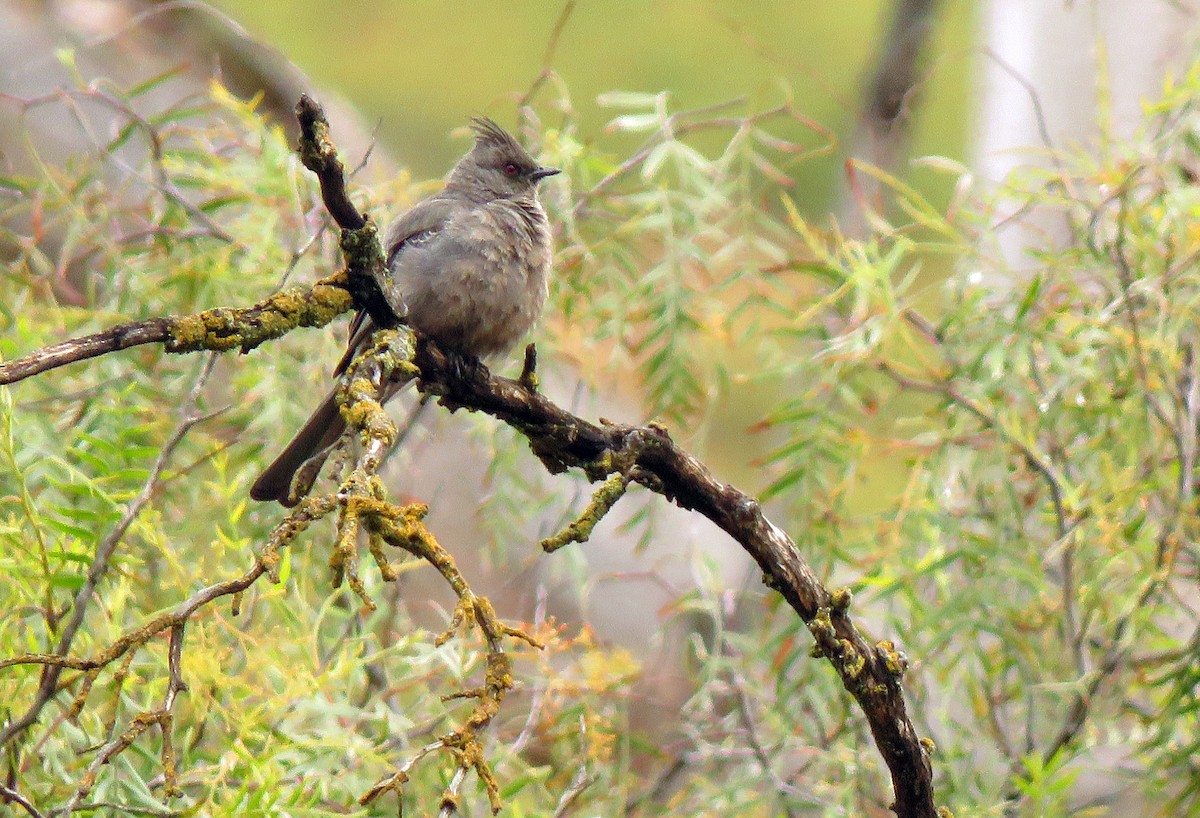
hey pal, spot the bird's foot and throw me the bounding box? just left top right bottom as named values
left=447, top=351, right=489, bottom=387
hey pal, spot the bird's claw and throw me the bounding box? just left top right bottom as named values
left=447, top=350, right=489, bottom=386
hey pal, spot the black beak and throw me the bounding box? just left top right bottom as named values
left=530, top=166, right=561, bottom=182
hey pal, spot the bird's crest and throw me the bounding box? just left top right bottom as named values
left=469, top=117, right=525, bottom=155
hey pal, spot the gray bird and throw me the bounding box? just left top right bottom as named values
left=250, top=118, right=559, bottom=506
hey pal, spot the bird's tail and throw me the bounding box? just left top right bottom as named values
left=249, top=390, right=345, bottom=507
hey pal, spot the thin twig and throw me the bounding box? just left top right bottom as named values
left=437, top=766, right=470, bottom=818
left=1108, top=184, right=1174, bottom=431
left=0, top=319, right=172, bottom=385
left=509, top=584, right=550, bottom=756
left=732, top=668, right=802, bottom=817
left=0, top=784, right=46, bottom=818
left=624, top=756, right=688, bottom=816
left=519, top=0, right=578, bottom=108
left=878, top=360, right=1071, bottom=538
left=981, top=46, right=1063, bottom=168
left=551, top=716, right=596, bottom=818
left=3, top=88, right=235, bottom=244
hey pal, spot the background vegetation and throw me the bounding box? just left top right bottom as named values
left=2, top=3, right=1198, bottom=817
left=205, top=0, right=973, bottom=217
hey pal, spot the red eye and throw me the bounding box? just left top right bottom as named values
left=503, top=163, right=520, bottom=176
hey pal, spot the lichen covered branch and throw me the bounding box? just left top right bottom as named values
left=412, top=341, right=938, bottom=818
left=321, top=328, right=540, bottom=816
left=540, top=470, right=631, bottom=552
left=0, top=271, right=353, bottom=386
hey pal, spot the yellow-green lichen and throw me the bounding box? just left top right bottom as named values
left=841, top=642, right=865, bottom=678
left=831, top=586, right=853, bottom=612
left=540, top=471, right=630, bottom=552
left=164, top=277, right=353, bottom=354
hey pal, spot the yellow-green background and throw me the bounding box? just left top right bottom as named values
left=210, top=0, right=975, bottom=212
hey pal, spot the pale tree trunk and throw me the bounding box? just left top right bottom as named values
left=838, top=0, right=945, bottom=236
left=974, top=0, right=1200, bottom=281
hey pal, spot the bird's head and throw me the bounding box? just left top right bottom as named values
left=448, top=117, right=560, bottom=200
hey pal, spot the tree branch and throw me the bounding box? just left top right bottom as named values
left=413, top=342, right=937, bottom=817
left=0, top=271, right=352, bottom=386
left=0, top=319, right=171, bottom=386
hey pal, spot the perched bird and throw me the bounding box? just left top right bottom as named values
left=250, top=118, right=559, bottom=506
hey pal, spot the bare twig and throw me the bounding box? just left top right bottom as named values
left=519, top=0, right=578, bottom=108
left=66, top=804, right=183, bottom=818
left=0, top=318, right=171, bottom=386
left=0, top=87, right=236, bottom=245
left=295, top=95, right=366, bottom=231
left=981, top=46, right=1061, bottom=163
left=294, top=95, right=396, bottom=330
left=0, top=783, right=46, bottom=818
left=551, top=717, right=596, bottom=818
left=438, top=766, right=470, bottom=818
left=1108, top=183, right=1174, bottom=431
left=878, top=360, right=1072, bottom=539
left=509, top=584, right=550, bottom=757
left=732, top=668, right=802, bottom=817
left=540, top=471, right=631, bottom=552
left=624, top=756, right=688, bottom=816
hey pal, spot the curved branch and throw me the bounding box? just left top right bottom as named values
left=413, top=342, right=937, bottom=818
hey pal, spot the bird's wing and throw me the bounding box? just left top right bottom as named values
left=383, top=195, right=455, bottom=269
left=335, top=196, right=455, bottom=375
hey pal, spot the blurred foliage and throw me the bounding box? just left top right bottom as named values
left=2, top=39, right=1200, bottom=818
left=206, top=0, right=974, bottom=216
